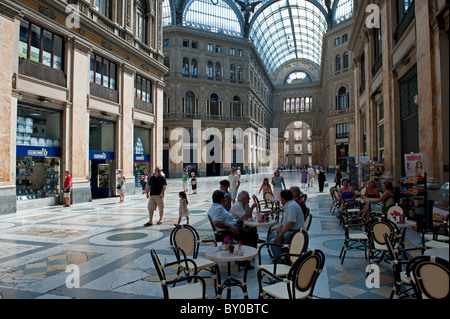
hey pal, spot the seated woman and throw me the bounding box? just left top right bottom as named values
left=338, top=178, right=356, bottom=212
left=361, top=180, right=394, bottom=225
left=364, top=180, right=380, bottom=199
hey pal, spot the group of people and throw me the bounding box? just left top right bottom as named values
left=206, top=168, right=310, bottom=266
left=336, top=176, right=395, bottom=225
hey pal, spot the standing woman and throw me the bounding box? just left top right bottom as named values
left=300, top=166, right=308, bottom=188
left=140, top=169, right=148, bottom=194
left=117, top=170, right=126, bottom=203
left=317, top=167, right=327, bottom=192
left=334, top=165, right=342, bottom=188
left=272, top=170, right=286, bottom=201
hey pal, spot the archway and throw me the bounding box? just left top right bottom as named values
left=283, top=120, right=313, bottom=170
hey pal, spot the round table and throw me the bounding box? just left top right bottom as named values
left=205, top=244, right=258, bottom=299
left=244, top=218, right=277, bottom=228
left=424, top=247, right=449, bottom=261
left=393, top=219, right=416, bottom=229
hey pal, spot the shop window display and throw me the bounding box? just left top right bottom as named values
left=16, top=158, right=60, bottom=200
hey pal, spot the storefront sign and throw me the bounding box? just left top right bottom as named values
left=89, top=151, right=115, bottom=160
left=134, top=154, right=150, bottom=162
left=17, top=146, right=61, bottom=158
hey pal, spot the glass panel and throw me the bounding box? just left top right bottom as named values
left=191, top=59, right=198, bottom=75
left=42, top=30, right=52, bottom=67
left=90, top=54, right=95, bottom=82
left=147, top=80, right=152, bottom=103
left=30, top=24, right=41, bottom=63
left=136, top=75, right=142, bottom=99
left=215, top=62, right=221, bottom=78
left=53, top=35, right=63, bottom=70
left=19, top=21, right=29, bottom=59
left=103, top=59, right=109, bottom=88
left=110, top=62, right=116, bottom=90
left=95, top=56, right=102, bottom=85
left=183, top=0, right=241, bottom=37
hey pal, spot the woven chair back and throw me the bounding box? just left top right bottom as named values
left=408, top=256, right=449, bottom=299
left=171, top=225, right=198, bottom=257
left=288, top=228, right=309, bottom=263
left=290, top=250, right=325, bottom=297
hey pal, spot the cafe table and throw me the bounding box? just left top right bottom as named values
left=244, top=218, right=277, bottom=228
left=205, top=244, right=258, bottom=299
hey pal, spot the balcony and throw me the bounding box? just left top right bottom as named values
left=90, top=82, right=119, bottom=103
left=18, top=58, right=66, bottom=87
left=134, top=98, right=153, bottom=114
left=394, top=3, right=415, bottom=43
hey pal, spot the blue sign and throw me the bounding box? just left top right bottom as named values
left=89, top=151, right=115, bottom=160
left=17, top=146, right=61, bottom=157
left=134, top=154, right=150, bottom=162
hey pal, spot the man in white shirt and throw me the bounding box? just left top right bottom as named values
left=230, top=190, right=257, bottom=221
left=208, top=190, right=258, bottom=248
left=228, top=167, right=240, bottom=204
left=268, top=189, right=304, bottom=262
left=307, top=166, right=315, bottom=187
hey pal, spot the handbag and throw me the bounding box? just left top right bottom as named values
left=117, top=184, right=121, bottom=190
left=324, top=181, right=329, bottom=187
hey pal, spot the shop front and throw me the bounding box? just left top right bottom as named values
left=16, top=103, right=62, bottom=208
left=133, top=126, right=151, bottom=187
left=89, top=117, right=116, bottom=199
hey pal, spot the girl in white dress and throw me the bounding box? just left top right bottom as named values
left=175, top=191, right=189, bottom=226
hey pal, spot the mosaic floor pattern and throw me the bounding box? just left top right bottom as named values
left=0, top=171, right=425, bottom=301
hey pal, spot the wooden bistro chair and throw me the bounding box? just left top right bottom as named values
left=257, top=228, right=309, bottom=279
left=150, top=248, right=207, bottom=299
left=366, top=218, right=401, bottom=264
left=339, top=214, right=368, bottom=265
left=406, top=255, right=449, bottom=300
left=383, top=232, right=424, bottom=299
left=169, top=224, right=219, bottom=294
left=257, top=249, right=325, bottom=299
left=421, top=216, right=449, bottom=249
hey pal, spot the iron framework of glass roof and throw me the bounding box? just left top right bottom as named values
left=162, top=0, right=353, bottom=77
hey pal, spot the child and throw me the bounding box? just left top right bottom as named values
left=258, top=178, right=272, bottom=196
left=181, top=169, right=189, bottom=192
left=190, top=172, right=198, bottom=194
left=175, top=191, right=189, bottom=226
left=220, top=179, right=232, bottom=211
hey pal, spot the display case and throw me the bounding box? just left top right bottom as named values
left=16, top=157, right=60, bottom=200
left=97, top=164, right=110, bottom=189
left=432, top=182, right=449, bottom=226
left=399, top=174, right=427, bottom=230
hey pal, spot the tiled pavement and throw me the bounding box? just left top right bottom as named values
left=0, top=170, right=425, bottom=300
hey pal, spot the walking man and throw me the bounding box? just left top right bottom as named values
left=144, top=167, right=167, bottom=226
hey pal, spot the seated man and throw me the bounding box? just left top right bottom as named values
left=208, top=190, right=258, bottom=249
left=290, top=186, right=308, bottom=218
left=230, top=190, right=257, bottom=221
left=268, top=189, right=305, bottom=263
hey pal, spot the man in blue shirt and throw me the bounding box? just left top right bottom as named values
left=268, top=189, right=305, bottom=262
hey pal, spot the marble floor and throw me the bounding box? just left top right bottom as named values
left=0, top=170, right=424, bottom=300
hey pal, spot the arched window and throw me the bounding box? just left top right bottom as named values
left=182, top=57, right=189, bottom=74
left=237, top=65, right=243, bottom=81
left=215, top=62, right=221, bottom=78
left=207, top=61, right=213, bottom=77
left=232, top=96, right=241, bottom=117
left=185, top=91, right=195, bottom=114
left=191, top=59, right=198, bottom=75
left=335, top=54, right=341, bottom=71
left=343, top=51, right=349, bottom=69
left=337, top=86, right=348, bottom=110
left=136, top=0, right=147, bottom=43
left=230, top=64, right=235, bottom=80
left=210, top=93, right=219, bottom=115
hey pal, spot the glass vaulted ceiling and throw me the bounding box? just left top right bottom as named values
left=162, top=0, right=353, bottom=77
left=250, top=0, right=328, bottom=76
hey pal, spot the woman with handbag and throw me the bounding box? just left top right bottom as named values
left=317, top=167, right=327, bottom=192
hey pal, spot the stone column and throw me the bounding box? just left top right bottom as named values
left=154, top=81, right=164, bottom=168
left=70, top=41, right=91, bottom=203
left=415, top=1, right=439, bottom=189
left=121, top=65, right=135, bottom=194
left=0, top=11, right=19, bottom=214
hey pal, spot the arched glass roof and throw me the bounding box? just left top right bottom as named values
left=333, top=0, right=353, bottom=24
left=250, top=0, right=328, bottom=76
left=182, top=0, right=242, bottom=37
left=285, top=71, right=312, bottom=84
